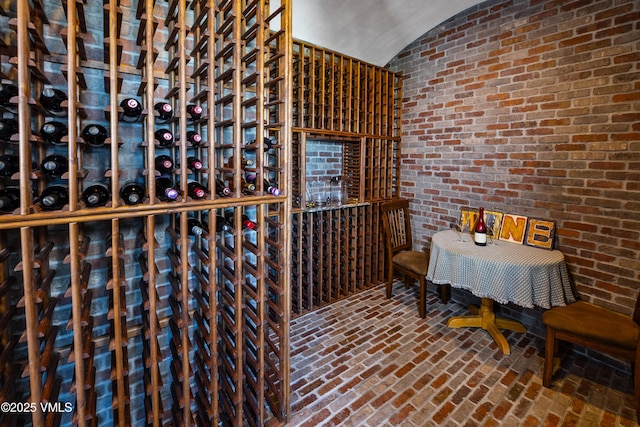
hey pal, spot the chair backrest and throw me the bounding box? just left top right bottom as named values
left=381, top=199, right=413, bottom=256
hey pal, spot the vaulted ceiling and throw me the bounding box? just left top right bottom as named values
left=292, top=0, right=485, bottom=67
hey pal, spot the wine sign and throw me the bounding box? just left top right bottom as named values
left=460, top=208, right=556, bottom=250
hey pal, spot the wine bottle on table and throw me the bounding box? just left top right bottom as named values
left=154, top=155, right=174, bottom=174
left=120, top=181, right=146, bottom=205
left=154, top=102, right=173, bottom=123
left=188, top=181, right=208, bottom=200
left=41, top=154, right=68, bottom=177
left=40, top=121, right=68, bottom=145
left=119, top=98, right=143, bottom=122
left=0, top=154, right=19, bottom=177
left=0, top=187, right=20, bottom=212
left=155, top=129, right=174, bottom=146
left=474, top=207, right=487, bottom=246
left=82, top=184, right=110, bottom=208
left=39, top=185, right=69, bottom=211
left=39, top=88, right=67, bottom=116
left=81, top=124, right=108, bottom=147
left=156, top=176, right=179, bottom=202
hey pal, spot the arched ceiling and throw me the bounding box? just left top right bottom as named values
left=292, top=0, right=485, bottom=67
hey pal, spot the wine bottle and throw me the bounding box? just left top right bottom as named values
left=39, top=185, right=69, bottom=210
left=247, top=136, right=274, bottom=151
left=82, top=184, right=110, bottom=208
left=186, top=156, right=203, bottom=171
left=40, top=121, right=68, bottom=145
left=0, top=118, right=18, bottom=141
left=188, top=217, right=208, bottom=236
left=264, top=179, right=280, bottom=196
left=156, top=176, right=179, bottom=201
left=120, top=181, right=145, bottom=205
left=41, top=154, right=68, bottom=177
left=155, top=129, right=174, bottom=146
left=0, top=187, right=20, bottom=212
left=154, top=155, right=174, bottom=174
left=39, top=88, right=67, bottom=116
left=215, top=178, right=231, bottom=197
left=474, top=207, right=487, bottom=246
left=227, top=156, right=254, bottom=168
left=186, top=104, right=203, bottom=121
left=0, top=154, right=19, bottom=177
left=81, top=124, right=108, bottom=147
left=229, top=176, right=255, bottom=193
left=215, top=215, right=228, bottom=232
left=120, top=181, right=146, bottom=205
left=187, top=181, right=208, bottom=199
left=0, top=84, right=18, bottom=112
left=225, top=212, right=256, bottom=230
left=186, top=131, right=202, bottom=146
left=154, top=102, right=173, bottom=123
left=119, top=98, right=143, bottom=122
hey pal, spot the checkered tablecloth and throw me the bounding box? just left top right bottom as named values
left=427, top=229, right=576, bottom=309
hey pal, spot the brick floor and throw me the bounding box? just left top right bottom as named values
left=287, top=284, right=638, bottom=426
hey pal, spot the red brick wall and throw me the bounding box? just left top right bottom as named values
left=390, top=0, right=640, bottom=314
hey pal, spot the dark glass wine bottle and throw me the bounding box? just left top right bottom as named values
left=474, top=207, right=487, bottom=246
left=82, top=184, right=110, bottom=208
left=0, top=187, right=20, bottom=213
left=154, top=155, right=173, bottom=174
left=41, top=154, right=68, bottom=177
left=187, top=181, right=208, bottom=199
left=39, top=88, right=67, bottom=116
left=40, top=185, right=69, bottom=211
left=156, top=176, right=179, bottom=201
left=40, top=121, right=68, bottom=145
left=155, top=129, right=174, bottom=146
left=81, top=124, right=108, bottom=147
left=247, top=136, right=274, bottom=151
left=119, top=98, right=143, bottom=122
left=0, top=154, right=19, bottom=177
left=215, top=215, right=228, bottom=232
left=225, top=212, right=256, bottom=230
left=0, top=84, right=18, bottom=112
left=186, top=131, right=202, bottom=146
left=119, top=181, right=146, bottom=205
left=226, top=156, right=254, bottom=168
left=215, top=178, right=231, bottom=197
left=186, top=156, right=203, bottom=171
left=264, top=179, right=280, bottom=196
left=154, top=102, right=173, bottom=123
left=186, top=104, right=203, bottom=121
left=0, top=118, right=18, bottom=141
left=188, top=217, right=208, bottom=236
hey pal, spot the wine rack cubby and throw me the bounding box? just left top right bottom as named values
left=1, top=0, right=290, bottom=426
left=289, top=42, right=402, bottom=316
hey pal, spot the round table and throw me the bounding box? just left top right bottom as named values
left=427, top=229, right=575, bottom=354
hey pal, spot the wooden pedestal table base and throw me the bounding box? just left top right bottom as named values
left=447, top=298, right=526, bottom=355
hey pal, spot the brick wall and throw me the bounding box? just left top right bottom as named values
left=389, top=0, right=640, bottom=316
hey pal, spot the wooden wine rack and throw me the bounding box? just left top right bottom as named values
left=289, top=42, right=402, bottom=316
left=0, top=1, right=291, bottom=426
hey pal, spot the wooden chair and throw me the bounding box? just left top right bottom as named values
left=542, top=291, right=640, bottom=422
left=380, top=199, right=449, bottom=318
